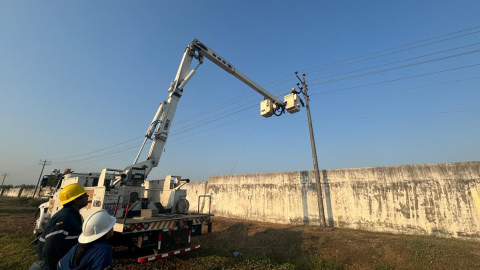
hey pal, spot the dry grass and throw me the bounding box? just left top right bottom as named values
left=0, top=197, right=46, bottom=270
left=1, top=197, right=479, bottom=270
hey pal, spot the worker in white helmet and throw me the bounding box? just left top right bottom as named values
left=57, top=210, right=116, bottom=270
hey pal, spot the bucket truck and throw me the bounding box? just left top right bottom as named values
left=33, top=39, right=301, bottom=262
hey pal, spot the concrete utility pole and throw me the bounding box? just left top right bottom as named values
left=33, top=159, right=51, bottom=198
left=1, top=173, right=8, bottom=187
left=295, top=72, right=326, bottom=227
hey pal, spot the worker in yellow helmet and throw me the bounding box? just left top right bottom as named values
left=30, top=183, right=89, bottom=270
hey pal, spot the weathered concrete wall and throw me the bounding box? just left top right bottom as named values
left=186, top=162, right=480, bottom=239
left=20, top=188, right=35, bottom=198
left=3, top=162, right=479, bottom=239
left=0, top=187, right=54, bottom=199
left=186, top=182, right=209, bottom=213
left=1, top=187, right=25, bottom=197
left=322, top=162, right=480, bottom=238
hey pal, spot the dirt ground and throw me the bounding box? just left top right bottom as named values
left=1, top=197, right=480, bottom=270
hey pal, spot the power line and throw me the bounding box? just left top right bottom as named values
left=254, top=25, right=480, bottom=93
left=51, top=136, right=144, bottom=161
left=306, top=30, right=480, bottom=77
left=36, top=26, right=480, bottom=166
left=310, top=76, right=480, bottom=106
left=52, top=140, right=144, bottom=163
left=132, top=26, right=480, bottom=143
left=169, top=63, right=480, bottom=138
left=309, top=63, right=480, bottom=95
left=170, top=104, right=257, bottom=136
left=53, top=102, right=479, bottom=167
left=50, top=141, right=153, bottom=167
left=9, top=162, right=40, bottom=176
left=172, top=101, right=258, bottom=131
left=307, top=49, right=480, bottom=86
left=173, top=42, right=480, bottom=131
left=169, top=108, right=480, bottom=152
left=169, top=79, right=478, bottom=147
left=300, top=26, right=480, bottom=73
left=173, top=26, right=480, bottom=127
left=168, top=118, right=258, bottom=146
left=171, top=120, right=306, bottom=151
left=52, top=142, right=149, bottom=165
left=13, top=167, right=43, bottom=178
left=168, top=114, right=257, bottom=143
left=170, top=77, right=480, bottom=148
left=235, top=26, right=480, bottom=99
left=307, top=43, right=480, bottom=83
left=50, top=71, right=480, bottom=166
left=229, top=118, right=261, bottom=174
left=317, top=109, right=480, bottom=120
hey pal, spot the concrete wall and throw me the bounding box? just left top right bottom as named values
left=186, top=161, right=480, bottom=240
left=3, top=162, right=479, bottom=239
left=186, top=181, right=210, bottom=213
left=0, top=187, right=54, bottom=199
left=1, top=187, right=24, bottom=197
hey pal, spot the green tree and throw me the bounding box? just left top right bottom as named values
left=46, top=174, right=63, bottom=187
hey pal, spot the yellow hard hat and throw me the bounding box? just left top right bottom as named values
left=59, top=183, right=86, bottom=206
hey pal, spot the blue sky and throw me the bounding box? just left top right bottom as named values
left=1, top=1, right=479, bottom=185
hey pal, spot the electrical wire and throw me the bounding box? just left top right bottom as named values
left=37, top=26, right=480, bottom=165
left=229, top=118, right=261, bottom=174
left=168, top=108, right=480, bottom=152
left=168, top=115, right=261, bottom=147
left=45, top=75, right=479, bottom=167
left=169, top=104, right=257, bottom=136
left=9, top=162, right=41, bottom=176
left=171, top=80, right=480, bottom=150
left=168, top=114, right=257, bottom=143
left=52, top=141, right=153, bottom=166
left=315, top=109, right=480, bottom=121
left=307, top=43, right=480, bottom=83
left=52, top=143, right=146, bottom=164
left=172, top=26, right=480, bottom=127
left=309, top=63, right=480, bottom=95
left=172, top=101, right=260, bottom=131
left=309, top=76, right=480, bottom=106
left=47, top=66, right=480, bottom=166
left=173, top=43, right=480, bottom=130
left=299, top=26, right=480, bottom=72
left=168, top=63, right=480, bottom=138
left=307, top=49, right=480, bottom=86
left=50, top=136, right=144, bottom=161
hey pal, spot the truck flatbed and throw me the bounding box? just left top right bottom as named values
left=113, top=213, right=213, bottom=233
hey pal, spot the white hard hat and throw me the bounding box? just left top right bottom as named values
left=79, top=210, right=117, bottom=244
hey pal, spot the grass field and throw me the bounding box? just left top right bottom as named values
left=1, top=196, right=479, bottom=270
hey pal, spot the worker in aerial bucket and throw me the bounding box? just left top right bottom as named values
left=30, top=183, right=88, bottom=270
left=57, top=210, right=116, bottom=270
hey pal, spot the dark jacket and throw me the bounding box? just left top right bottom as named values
left=36, top=206, right=83, bottom=270
left=57, top=242, right=113, bottom=270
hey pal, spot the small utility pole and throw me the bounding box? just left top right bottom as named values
left=1, top=173, right=8, bottom=187
left=295, top=72, right=326, bottom=227
left=33, top=159, right=51, bottom=198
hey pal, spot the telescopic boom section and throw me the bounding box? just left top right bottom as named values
left=125, top=39, right=297, bottom=180
left=191, top=39, right=284, bottom=106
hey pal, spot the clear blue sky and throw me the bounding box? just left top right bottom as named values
left=1, top=1, right=479, bottom=186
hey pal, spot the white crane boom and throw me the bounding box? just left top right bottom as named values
left=124, top=39, right=300, bottom=182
